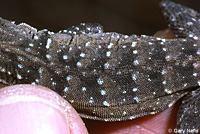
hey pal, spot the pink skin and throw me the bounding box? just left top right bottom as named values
left=0, top=29, right=177, bottom=134
left=0, top=85, right=88, bottom=134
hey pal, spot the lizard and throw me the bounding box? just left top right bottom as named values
left=0, top=0, right=199, bottom=133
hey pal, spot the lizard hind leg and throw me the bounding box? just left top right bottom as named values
left=177, top=87, right=200, bottom=133
left=160, top=0, right=200, bottom=39
left=59, top=22, right=103, bottom=35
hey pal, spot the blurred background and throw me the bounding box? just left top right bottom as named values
left=0, top=0, right=198, bottom=36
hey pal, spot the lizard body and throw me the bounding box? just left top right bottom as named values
left=0, top=0, right=199, bottom=132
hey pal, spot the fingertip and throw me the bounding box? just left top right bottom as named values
left=0, top=84, right=88, bottom=134
left=154, top=28, right=175, bottom=39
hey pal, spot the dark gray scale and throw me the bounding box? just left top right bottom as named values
left=0, top=0, right=199, bottom=131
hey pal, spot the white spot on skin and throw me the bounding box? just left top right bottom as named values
left=132, top=88, right=137, bottom=92
left=162, top=39, right=166, bottom=42
left=133, top=50, right=138, bottom=54
left=187, top=22, right=193, bottom=26
left=106, top=51, right=111, bottom=57
left=124, top=35, right=129, bottom=38
left=110, top=112, right=114, bottom=115
left=117, top=71, right=122, bottom=75
left=193, top=63, right=199, bottom=68
left=122, top=45, right=126, bottom=48
left=46, top=38, right=52, bottom=49
left=132, top=74, right=137, bottom=81
left=123, top=111, right=127, bottom=115
left=17, top=74, right=23, bottom=79
left=131, top=42, right=137, bottom=47
left=197, top=49, right=200, bottom=55
left=64, top=87, right=69, bottom=92
left=133, top=96, right=140, bottom=103
left=150, top=111, right=156, bottom=115
left=77, top=62, right=82, bottom=67
left=189, top=34, right=194, bottom=38
left=101, top=90, right=106, bottom=95
left=46, top=54, right=51, bottom=59
left=82, top=87, right=86, bottom=91
left=80, top=53, right=85, bottom=57
left=193, top=73, right=197, bottom=76
left=78, top=46, right=82, bottom=49
left=70, top=100, right=74, bottom=103
left=108, top=43, right=114, bottom=49
left=18, top=64, right=23, bottom=69
left=65, top=65, right=70, bottom=69
left=184, top=83, right=187, bottom=87
left=165, top=55, right=171, bottom=61
left=5, top=48, right=10, bottom=52
left=162, top=80, right=166, bottom=85
left=193, top=44, right=197, bottom=47
left=85, top=42, right=90, bottom=46
left=89, top=97, right=94, bottom=103
left=149, top=42, right=153, bottom=45
left=69, top=47, right=72, bottom=51
left=168, top=102, right=174, bottom=107
left=52, top=82, right=56, bottom=86
left=29, top=43, right=34, bottom=47
left=66, top=75, right=71, bottom=81
left=87, top=27, right=91, bottom=31
left=0, top=68, right=6, bottom=73
left=75, top=27, right=80, bottom=30
left=38, top=67, right=43, bottom=74
left=104, top=62, right=110, bottom=69
left=35, top=79, right=39, bottom=83
left=57, top=49, right=61, bottom=53
left=122, top=90, right=127, bottom=94
left=82, top=72, right=86, bottom=76
left=31, top=82, right=36, bottom=85
left=34, top=35, right=39, bottom=40
left=198, top=81, right=200, bottom=86
left=25, top=48, right=31, bottom=52
left=97, top=78, right=103, bottom=85
left=133, top=60, right=139, bottom=65
left=63, top=55, right=68, bottom=60
left=103, top=101, right=110, bottom=106
left=164, top=88, right=172, bottom=94
left=163, top=48, right=167, bottom=51
left=161, top=69, right=166, bottom=75
left=156, top=37, right=162, bottom=40
left=129, top=116, right=136, bottom=120
left=193, top=36, right=199, bottom=40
